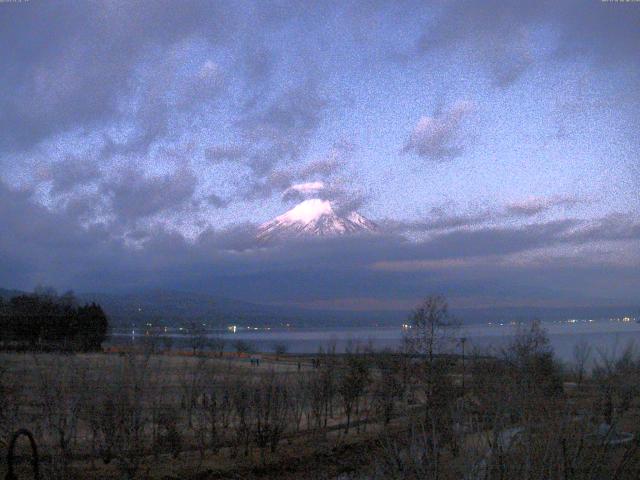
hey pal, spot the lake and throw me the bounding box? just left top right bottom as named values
left=113, top=317, right=640, bottom=364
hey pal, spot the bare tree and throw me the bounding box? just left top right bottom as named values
left=209, top=334, right=226, bottom=357
left=337, top=344, right=370, bottom=433
left=110, top=354, right=151, bottom=479
left=403, top=296, right=461, bottom=477
left=290, top=372, right=310, bottom=432
left=0, top=363, right=21, bottom=449
left=156, top=405, right=183, bottom=460
left=404, top=295, right=460, bottom=365
left=178, top=357, right=207, bottom=428
left=500, top=320, right=564, bottom=421
left=308, top=371, right=326, bottom=431
left=34, top=355, right=86, bottom=478
left=593, top=341, right=640, bottom=425
left=272, top=342, right=288, bottom=359
left=375, top=417, right=440, bottom=480
left=230, top=377, right=252, bottom=457
left=198, top=364, right=225, bottom=454
left=161, top=334, right=174, bottom=353
left=233, top=339, right=254, bottom=356
left=251, top=371, right=291, bottom=463
left=147, top=357, right=168, bottom=460
left=372, top=350, right=404, bottom=425
left=80, top=357, right=110, bottom=469
left=142, top=327, right=162, bottom=355
left=188, top=322, right=208, bottom=356
left=572, top=339, right=592, bottom=387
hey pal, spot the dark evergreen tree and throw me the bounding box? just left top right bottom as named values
left=0, top=290, right=109, bottom=352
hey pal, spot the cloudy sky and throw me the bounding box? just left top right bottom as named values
left=1, top=0, right=639, bottom=311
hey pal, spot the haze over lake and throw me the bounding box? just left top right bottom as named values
left=113, top=317, right=640, bottom=362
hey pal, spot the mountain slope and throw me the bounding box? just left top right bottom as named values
left=2, top=286, right=638, bottom=329
left=257, top=199, right=377, bottom=241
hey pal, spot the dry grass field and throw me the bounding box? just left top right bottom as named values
left=0, top=349, right=413, bottom=479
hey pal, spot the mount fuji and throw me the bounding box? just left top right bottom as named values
left=257, top=198, right=377, bottom=241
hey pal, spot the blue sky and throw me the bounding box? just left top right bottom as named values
left=0, top=1, right=638, bottom=310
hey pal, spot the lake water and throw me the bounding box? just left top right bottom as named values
left=114, top=317, right=640, bottom=364
left=220, top=319, right=640, bottom=362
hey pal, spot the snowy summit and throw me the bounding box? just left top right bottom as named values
left=257, top=199, right=377, bottom=241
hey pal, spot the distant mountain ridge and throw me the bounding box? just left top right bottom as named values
left=79, top=290, right=298, bottom=328
left=2, top=287, right=401, bottom=328
left=0, top=288, right=24, bottom=300
left=1, top=287, right=637, bottom=329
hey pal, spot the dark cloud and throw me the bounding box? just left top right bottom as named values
left=101, top=168, right=197, bottom=222
left=567, top=214, right=640, bottom=244
left=241, top=44, right=278, bottom=110
left=0, top=181, right=121, bottom=288
left=178, top=59, right=225, bottom=109
left=505, top=196, right=580, bottom=217
left=382, top=210, right=494, bottom=234
left=551, top=1, right=640, bottom=66
left=299, top=157, right=344, bottom=178
left=298, top=141, right=353, bottom=178
left=48, top=156, right=102, bottom=195
left=205, top=145, right=246, bottom=164
left=239, top=81, right=328, bottom=175
left=412, top=0, right=640, bottom=87
left=328, top=189, right=368, bottom=216
left=244, top=45, right=275, bottom=86
left=243, top=141, right=353, bottom=201
left=385, top=196, right=584, bottom=234
left=62, top=192, right=109, bottom=223
left=205, top=193, right=230, bottom=209
left=0, top=1, right=238, bottom=151
left=100, top=50, right=226, bottom=157
left=244, top=170, right=296, bottom=200
left=415, top=1, right=541, bottom=88
left=1, top=177, right=638, bottom=306
left=402, top=101, right=475, bottom=161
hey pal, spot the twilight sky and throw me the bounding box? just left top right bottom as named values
left=1, top=0, right=639, bottom=311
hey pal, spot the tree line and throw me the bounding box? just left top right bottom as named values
left=0, top=289, right=109, bottom=352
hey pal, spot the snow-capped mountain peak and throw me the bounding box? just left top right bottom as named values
left=257, top=199, right=377, bottom=241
